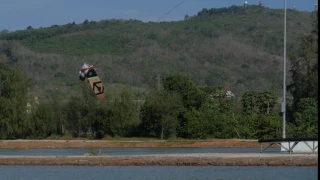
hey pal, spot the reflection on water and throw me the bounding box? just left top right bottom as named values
left=0, top=148, right=281, bottom=156
left=0, top=166, right=317, bottom=180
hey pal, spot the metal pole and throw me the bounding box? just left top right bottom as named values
left=157, top=74, right=160, bottom=91
left=282, top=0, right=287, bottom=138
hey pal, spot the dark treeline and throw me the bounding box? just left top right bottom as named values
left=0, top=69, right=317, bottom=140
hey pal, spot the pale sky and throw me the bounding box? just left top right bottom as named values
left=0, top=0, right=318, bottom=31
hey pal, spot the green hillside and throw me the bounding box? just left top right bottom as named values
left=0, top=5, right=316, bottom=101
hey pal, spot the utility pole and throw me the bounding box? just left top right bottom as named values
left=281, top=0, right=287, bottom=138
left=157, top=74, right=161, bottom=91
left=157, top=74, right=164, bottom=140
left=161, top=123, right=164, bottom=140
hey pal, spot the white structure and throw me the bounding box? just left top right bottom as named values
left=315, top=4, right=318, bottom=11
left=292, top=5, right=296, bottom=10
left=244, top=1, right=248, bottom=8
left=225, top=86, right=235, bottom=99
left=259, top=138, right=318, bottom=153
left=281, top=141, right=318, bottom=153
left=26, top=102, right=31, bottom=114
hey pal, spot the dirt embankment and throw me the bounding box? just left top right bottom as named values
left=0, top=139, right=316, bottom=166
left=0, top=139, right=264, bottom=149
left=0, top=153, right=317, bottom=166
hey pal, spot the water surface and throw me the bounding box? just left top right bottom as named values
left=0, top=148, right=280, bottom=156
left=0, top=166, right=317, bottom=180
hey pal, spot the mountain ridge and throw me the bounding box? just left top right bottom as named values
left=0, top=5, right=316, bottom=101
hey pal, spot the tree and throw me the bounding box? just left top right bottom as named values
left=162, top=73, right=207, bottom=110
left=63, top=96, right=86, bottom=137
left=199, top=86, right=226, bottom=106
left=26, top=26, right=33, bottom=30
left=27, top=102, right=57, bottom=138
left=241, top=90, right=277, bottom=115
left=0, top=64, right=28, bottom=139
left=63, top=82, right=97, bottom=137
left=44, top=92, right=64, bottom=136
left=162, top=73, right=208, bottom=138
left=287, top=12, right=318, bottom=108
left=192, top=100, right=237, bottom=139
left=257, top=91, right=277, bottom=115
left=83, top=19, right=89, bottom=25
left=184, top=108, right=209, bottom=139
left=287, top=98, right=318, bottom=137
left=234, top=115, right=256, bottom=139
left=0, top=29, right=9, bottom=34
left=91, top=102, right=112, bottom=139
left=254, top=114, right=282, bottom=139
left=241, top=91, right=259, bottom=115
left=110, top=87, right=139, bottom=137
left=140, top=90, right=183, bottom=139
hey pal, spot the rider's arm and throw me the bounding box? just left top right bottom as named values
left=81, top=65, right=93, bottom=72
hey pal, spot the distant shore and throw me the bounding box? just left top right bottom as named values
left=0, top=153, right=317, bottom=166
left=0, top=139, right=263, bottom=149
left=0, top=140, right=317, bottom=166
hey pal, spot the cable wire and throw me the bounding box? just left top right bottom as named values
left=156, top=0, right=187, bottom=22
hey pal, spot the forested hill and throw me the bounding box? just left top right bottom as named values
left=0, top=5, right=316, bottom=101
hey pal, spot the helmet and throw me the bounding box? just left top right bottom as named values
left=79, top=75, right=85, bottom=81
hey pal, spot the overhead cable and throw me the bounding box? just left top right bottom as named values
left=157, top=0, right=187, bottom=22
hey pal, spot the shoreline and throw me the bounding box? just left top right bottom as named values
left=0, top=153, right=317, bottom=166
left=0, top=140, right=316, bottom=166
left=0, top=139, right=267, bottom=149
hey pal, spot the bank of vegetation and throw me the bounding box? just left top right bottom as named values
left=0, top=6, right=318, bottom=140
left=0, top=6, right=316, bottom=100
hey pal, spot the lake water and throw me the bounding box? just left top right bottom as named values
left=0, top=166, right=317, bottom=180
left=0, top=148, right=281, bottom=156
